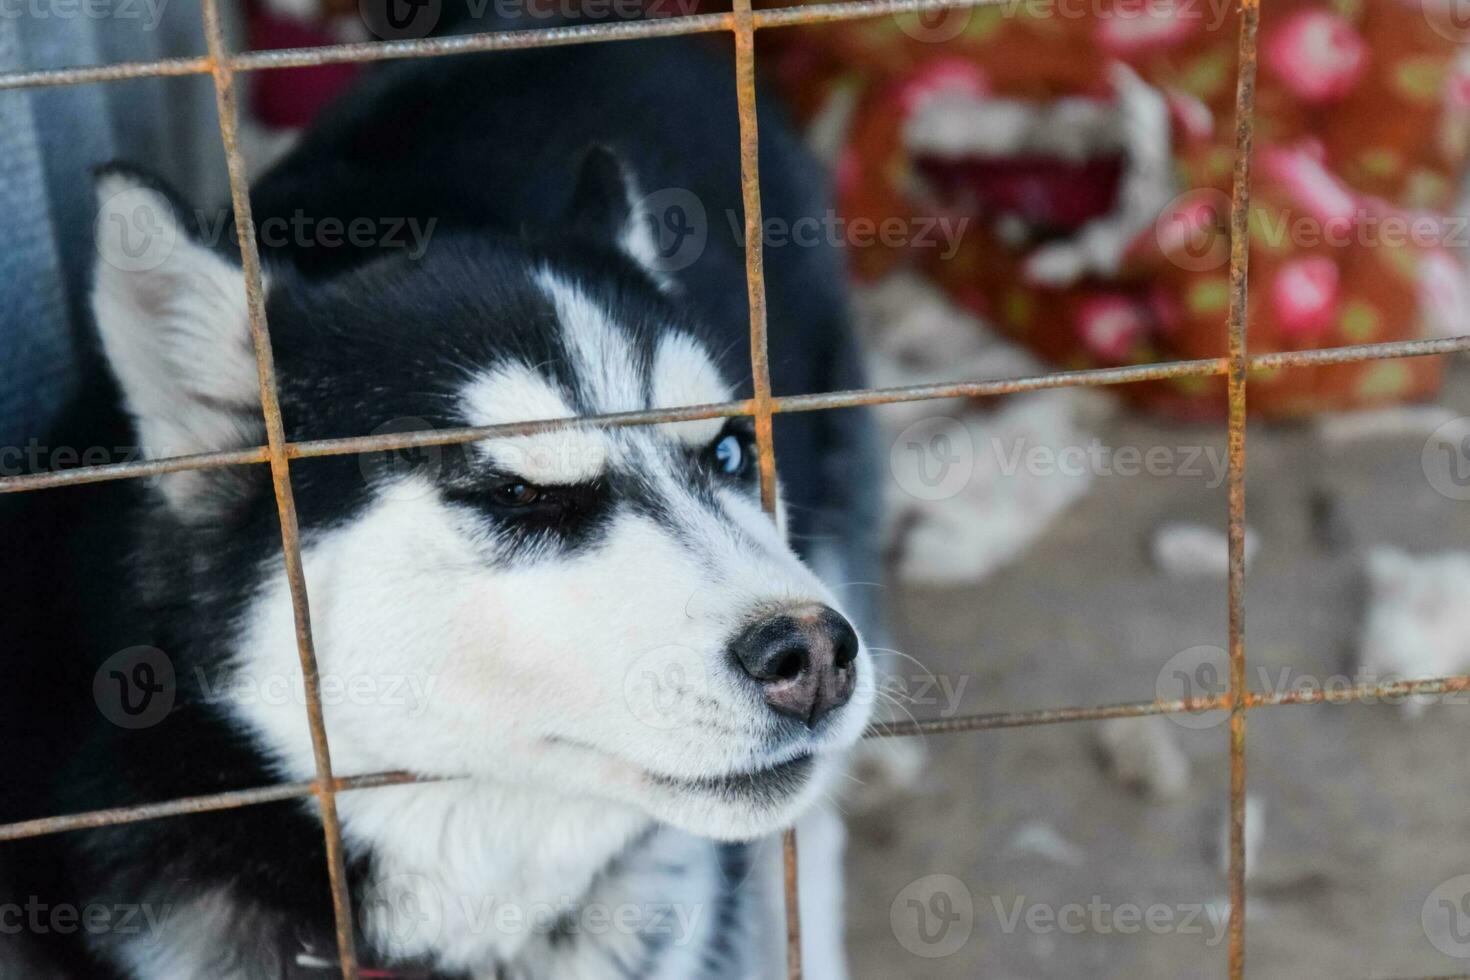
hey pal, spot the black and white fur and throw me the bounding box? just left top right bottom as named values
left=0, top=22, right=884, bottom=980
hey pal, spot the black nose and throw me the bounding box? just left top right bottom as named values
left=730, top=605, right=859, bottom=727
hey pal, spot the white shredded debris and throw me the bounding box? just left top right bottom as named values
left=1315, top=405, right=1461, bottom=448
left=856, top=272, right=1092, bottom=585
left=258, top=0, right=323, bottom=23
left=1006, top=820, right=1087, bottom=867
left=844, top=736, right=927, bottom=813
left=1203, top=895, right=1267, bottom=926
left=1217, top=793, right=1265, bottom=881
left=1359, top=547, right=1470, bottom=718
left=1152, top=522, right=1259, bottom=578
left=1096, top=715, right=1191, bottom=801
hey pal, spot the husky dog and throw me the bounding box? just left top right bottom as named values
left=0, top=20, right=884, bottom=980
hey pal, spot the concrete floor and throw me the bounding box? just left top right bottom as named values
left=845, top=367, right=1470, bottom=979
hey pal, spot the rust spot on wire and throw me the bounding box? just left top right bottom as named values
left=782, top=826, right=802, bottom=977
left=867, top=695, right=1234, bottom=738
left=733, top=0, right=779, bottom=519
left=774, top=357, right=1228, bottom=412
left=1222, top=2, right=1260, bottom=976
left=864, top=671, right=1470, bottom=740
left=1248, top=335, right=1470, bottom=370
left=198, top=0, right=359, bottom=974
left=1247, top=674, right=1470, bottom=709
left=753, top=0, right=1016, bottom=29
left=0, top=55, right=212, bottom=92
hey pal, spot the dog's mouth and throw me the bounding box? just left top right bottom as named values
left=538, top=734, right=842, bottom=838
left=646, top=752, right=816, bottom=802
left=905, top=93, right=1128, bottom=242
left=542, top=736, right=822, bottom=804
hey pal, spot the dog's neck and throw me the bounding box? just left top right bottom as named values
left=339, top=778, right=740, bottom=978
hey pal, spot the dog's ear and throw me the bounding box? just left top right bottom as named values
left=563, top=145, right=668, bottom=282
left=91, top=166, right=264, bottom=514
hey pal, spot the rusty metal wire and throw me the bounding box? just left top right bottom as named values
left=728, top=0, right=803, bottom=969
left=198, top=0, right=360, bottom=973
left=7, top=669, right=1468, bottom=840
left=0, top=772, right=433, bottom=843
left=1, top=0, right=1467, bottom=977
left=10, top=335, right=1470, bottom=498
left=1222, top=2, right=1260, bottom=975
left=868, top=670, right=1470, bottom=738
left=0, top=0, right=1032, bottom=92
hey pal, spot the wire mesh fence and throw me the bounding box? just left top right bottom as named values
left=2, top=0, right=1469, bottom=977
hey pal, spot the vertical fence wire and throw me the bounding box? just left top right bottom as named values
left=730, top=0, right=804, bottom=974
left=1223, top=0, right=1261, bottom=976
left=197, top=2, right=361, bottom=976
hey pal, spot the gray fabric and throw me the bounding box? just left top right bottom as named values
left=0, top=6, right=230, bottom=451
left=0, top=17, right=73, bottom=450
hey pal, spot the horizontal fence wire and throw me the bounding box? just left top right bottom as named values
left=2, top=0, right=1467, bottom=977
left=5, top=671, right=1469, bottom=843
left=0, top=0, right=1038, bottom=91
left=5, top=335, right=1470, bottom=497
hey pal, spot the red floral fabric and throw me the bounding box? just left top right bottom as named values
left=759, top=0, right=1470, bottom=417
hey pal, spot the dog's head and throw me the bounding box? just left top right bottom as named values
left=90, top=152, right=873, bottom=839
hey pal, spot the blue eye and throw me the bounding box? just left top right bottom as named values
left=714, top=433, right=746, bottom=476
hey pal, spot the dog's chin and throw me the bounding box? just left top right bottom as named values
left=631, top=751, right=838, bottom=841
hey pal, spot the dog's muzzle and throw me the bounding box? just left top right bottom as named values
left=729, top=604, right=858, bottom=728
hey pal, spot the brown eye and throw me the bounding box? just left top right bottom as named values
left=491, top=481, right=541, bottom=507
